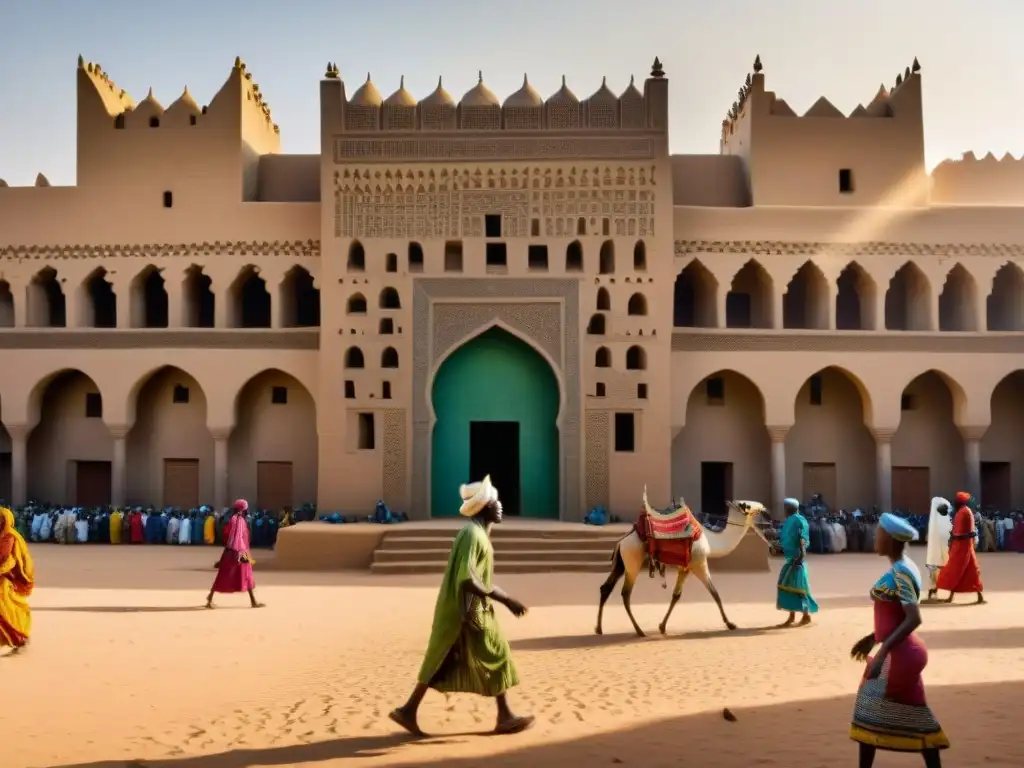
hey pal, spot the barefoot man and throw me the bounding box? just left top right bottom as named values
left=390, top=475, right=534, bottom=737
left=776, top=498, right=818, bottom=627
left=936, top=491, right=985, bottom=604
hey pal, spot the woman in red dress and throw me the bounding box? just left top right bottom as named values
left=935, top=492, right=984, bottom=604
left=205, top=500, right=264, bottom=609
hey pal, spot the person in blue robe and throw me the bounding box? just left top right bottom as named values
left=776, top=497, right=819, bottom=627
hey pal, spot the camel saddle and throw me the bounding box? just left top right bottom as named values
left=634, top=504, right=703, bottom=571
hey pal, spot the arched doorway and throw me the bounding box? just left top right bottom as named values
left=431, top=327, right=559, bottom=518
left=982, top=370, right=1024, bottom=511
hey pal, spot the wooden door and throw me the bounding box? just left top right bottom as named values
left=163, top=459, right=200, bottom=509
left=76, top=461, right=112, bottom=507
left=802, top=462, right=837, bottom=509
left=257, top=461, right=293, bottom=512
left=981, top=462, right=1012, bottom=512
left=891, top=466, right=930, bottom=515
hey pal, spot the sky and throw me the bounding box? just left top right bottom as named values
left=0, top=0, right=1021, bottom=186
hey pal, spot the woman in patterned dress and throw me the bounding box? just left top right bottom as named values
left=849, top=513, right=949, bottom=767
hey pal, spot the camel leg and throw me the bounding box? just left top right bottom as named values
left=658, top=568, right=690, bottom=635
left=596, top=548, right=626, bottom=635
left=691, top=560, right=737, bottom=631
left=621, top=573, right=645, bottom=638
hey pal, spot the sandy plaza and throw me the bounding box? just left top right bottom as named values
left=2, top=545, right=1019, bottom=768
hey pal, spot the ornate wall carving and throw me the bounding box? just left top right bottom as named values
left=334, top=164, right=656, bottom=239
left=671, top=330, right=1024, bottom=353
left=0, top=330, right=319, bottom=350
left=674, top=239, right=1024, bottom=259
left=0, top=240, right=320, bottom=262
left=334, top=136, right=654, bottom=163
left=412, top=278, right=581, bottom=520
left=584, top=410, right=610, bottom=510
left=382, top=408, right=408, bottom=507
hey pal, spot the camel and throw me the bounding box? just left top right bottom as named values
left=595, top=489, right=769, bottom=637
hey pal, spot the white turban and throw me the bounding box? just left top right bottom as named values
left=458, top=475, right=499, bottom=517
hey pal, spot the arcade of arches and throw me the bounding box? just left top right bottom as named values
left=0, top=367, right=318, bottom=510
left=671, top=367, right=1024, bottom=518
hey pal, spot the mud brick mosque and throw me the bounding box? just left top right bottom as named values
left=1, top=54, right=1023, bottom=521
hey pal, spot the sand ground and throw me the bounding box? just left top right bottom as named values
left=4, top=545, right=1022, bottom=768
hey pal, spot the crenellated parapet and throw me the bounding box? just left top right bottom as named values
left=931, top=150, right=1024, bottom=205
left=320, top=57, right=668, bottom=135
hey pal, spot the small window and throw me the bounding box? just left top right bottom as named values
left=602, top=218, right=610, bottom=236
left=358, top=413, right=375, bottom=450
left=577, top=217, right=587, bottom=235
left=901, top=394, right=916, bottom=411
left=379, top=318, right=394, bottom=335
left=809, top=375, right=823, bottom=406
left=382, top=381, right=392, bottom=400
left=189, top=115, right=197, bottom=126
left=484, top=214, right=502, bottom=238
left=531, top=219, right=541, bottom=237
left=614, top=412, right=636, bottom=452
left=485, top=243, right=507, bottom=267
left=528, top=245, right=548, bottom=270
left=444, top=241, right=463, bottom=272
left=271, top=386, right=288, bottom=405
left=596, top=382, right=606, bottom=397
left=344, top=380, right=356, bottom=399
left=172, top=385, right=190, bottom=404
left=385, top=253, right=398, bottom=273
left=85, top=392, right=103, bottom=419
left=162, top=191, right=173, bottom=209
left=408, top=243, right=424, bottom=272
left=149, top=116, right=160, bottom=128
left=839, top=168, right=854, bottom=194
left=706, top=377, right=725, bottom=405
left=637, top=383, right=648, bottom=400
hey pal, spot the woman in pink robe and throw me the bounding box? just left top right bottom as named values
left=206, top=500, right=264, bottom=609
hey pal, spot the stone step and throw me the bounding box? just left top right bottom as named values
left=373, top=548, right=614, bottom=564
left=376, top=536, right=618, bottom=552
left=381, top=527, right=627, bottom=542
left=370, top=560, right=612, bottom=575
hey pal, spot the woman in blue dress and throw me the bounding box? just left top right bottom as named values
left=776, top=498, right=819, bottom=626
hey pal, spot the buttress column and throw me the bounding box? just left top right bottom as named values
left=873, top=427, right=895, bottom=512
left=7, top=424, right=29, bottom=506
left=211, top=428, right=231, bottom=510
left=960, top=425, right=987, bottom=501
left=767, top=425, right=789, bottom=517
left=109, top=425, right=129, bottom=508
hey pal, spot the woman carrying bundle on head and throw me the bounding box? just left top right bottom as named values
left=0, top=506, right=35, bottom=656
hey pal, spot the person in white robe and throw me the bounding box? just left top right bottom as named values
left=926, top=496, right=953, bottom=600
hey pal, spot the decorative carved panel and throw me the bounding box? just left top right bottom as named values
left=584, top=410, right=610, bottom=510
left=671, top=330, right=1024, bottom=353
left=0, top=330, right=319, bottom=350
left=412, top=278, right=581, bottom=520
left=0, top=240, right=320, bottom=262
left=334, top=136, right=654, bottom=163
left=382, top=408, right=408, bottom=508
left=674, top=239, right=1024, bottom=259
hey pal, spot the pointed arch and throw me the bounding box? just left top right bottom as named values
left=228, top=265, right=271, bottom=328
left=633, top=240, right=647, bottom=271
left=565, top=240, right=583, bottom=272
left=836, top=261, right=877, bottom=330
left=26, top=267, right=66, bottom=327
left=347, top=240, right=366, bottom=272
left=885, top=262, right=930, bottom=331
left=783, top=260, right=829, bottom=330
left=983, top=369, right=1024, bottom=510
left=727, top=259, right=773, bottom=328
left=230, top=368, right=318, bottom=510
left=596, top=287, right=611, bottom=311
left=280, top=266, right=320, bottom=327
left=595, top=346, right=611, bottom=368
left=79, top=267, right=117, bottom=328
left=938, top=263, right=979, bottom=331
left=0, top=280, right=13, bottom=328
left=182, top=265, right=215, bottom=328
left=408, top=242, right=425, bottom=272
left=673, top=370, right=769, bottom=517
left=674, top=259, right=718, bottom=328
left=625, top=345, right=646, bottom=370
left=599, top=240, right=615, bottom=275
left=987, top=262, right=1024, bottom=331
left=129, top=265, right=169, bottom=328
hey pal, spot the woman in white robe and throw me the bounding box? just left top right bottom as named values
left=926, top=496, right=953, bottom=600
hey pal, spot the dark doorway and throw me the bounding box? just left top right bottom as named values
left=76, top=460, right=112, bottom=507
left=700, top=461, right=733, bottom=520
left=0, top=452, right=11, bottom=504
left=470, top=421, right=521, bottom=516
left=981, top=461, right=1011, bottom=512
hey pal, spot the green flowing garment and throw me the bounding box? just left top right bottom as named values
left=416, top=522, right=519, bottom=697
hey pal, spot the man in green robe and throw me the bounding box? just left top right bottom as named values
left=389, top=475, right=534, bottom=736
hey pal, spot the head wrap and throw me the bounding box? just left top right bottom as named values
left=458, top=475, right=499, bottom=517
left=880, top=512, right=919, bottom=542
left=954, top=491, right=971, bottom=506
left=232, top=499, right=249, bottom=514
left=783, top=498, right=800, bottom=510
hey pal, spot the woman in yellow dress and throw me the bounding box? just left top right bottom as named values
left=0, top=506, right=35, bottom=656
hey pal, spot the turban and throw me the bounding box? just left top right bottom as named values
left=880, top=512, right=919, bottom=543
left=954, top=491, right=971, bottom=506
left=458, top=475, right=499, bottom=517
left=232, top=499, right=249, bottom=514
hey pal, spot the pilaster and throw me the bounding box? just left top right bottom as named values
left=767, top=424, right=789, bottom=517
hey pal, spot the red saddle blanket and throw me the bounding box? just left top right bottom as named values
left=634, top=508, right=702, bottom=570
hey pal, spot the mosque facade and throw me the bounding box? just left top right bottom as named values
left=1, top=54, right=1023, bottom=520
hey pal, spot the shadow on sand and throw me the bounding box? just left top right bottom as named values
left=44, top=679, right=1018, bottom=768
left=33, top=606, right=226, bottom=614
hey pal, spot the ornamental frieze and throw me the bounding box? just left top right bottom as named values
left=0, top=240, right=321, bottom=261
left=674, top=240, right=1024, bottom=259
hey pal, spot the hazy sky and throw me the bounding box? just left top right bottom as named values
left=0, top=0, right=1020, bottom=186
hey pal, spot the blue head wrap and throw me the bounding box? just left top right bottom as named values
left=879, top=512, right=918, bottom=542
left=783, top=498, right=800, bottom=510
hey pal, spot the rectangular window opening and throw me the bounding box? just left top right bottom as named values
left=637, top=383, right=648, bottom=400
left=839, top=168, right=854, bottom=194
left=706, top=377, right=725, bottom=405
left=344, top=380, right=356, bottom=399
left=484, top=214, right=502, bottom=238
left=85, top=392, right=103, bottom=419
left=358, top=413, right=376, bottom=450
left=162, top=191, right=173, bottom=208
left=444, top=241, right=463, bottom=272
left=527, top=244, right=549, bottom=270
left=485, top=242, right=507, bottom=267
left=382, top=381, right=392, bottom=400
left=172, top=385, right=190, bottom=404
left=809, top=375, right=823, bottom=406
left=595, top=382, right=606, bottom=397
left=614, top=412, right=636, bottom=453
left=271, top=386, right=288, bottom=405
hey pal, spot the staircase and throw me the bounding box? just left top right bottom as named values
left=370, top=524, right=628, bottom=575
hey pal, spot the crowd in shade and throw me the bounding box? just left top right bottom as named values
left=760, top=494, right=1024, bottom=555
